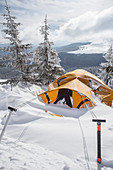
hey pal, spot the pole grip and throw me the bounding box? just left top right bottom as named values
left=8, top=106, right=17, bottom=112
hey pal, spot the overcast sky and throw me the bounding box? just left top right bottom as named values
left=0, top=0, right=113, bottom=46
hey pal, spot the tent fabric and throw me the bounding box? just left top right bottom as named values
left=38, top=69, right=113, bottom=108
left=39, top=75, right=95, bottom=109
left=48, top=69, right=111, bottom=91
left=47, top=69, right=113, bottom=107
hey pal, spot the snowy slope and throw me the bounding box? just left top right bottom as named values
left=0, top=82, right=113, bottom=170
left=68, top=42, right=109, bottom=54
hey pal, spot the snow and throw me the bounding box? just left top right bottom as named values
left=0, top=82, right=113, bottom=170
left=68, top=42, right=110, bottom=54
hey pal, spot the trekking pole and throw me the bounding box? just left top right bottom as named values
left=0, top=106, right=17, bottom=142
left=92, top=119, right=106, bottom=163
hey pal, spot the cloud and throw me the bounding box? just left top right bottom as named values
left=19, top=24, right=42, bottom=44
left=53, top=7, right=113, bottom=45
left=2, top=0, right=113, bottom=25
left=1, top=0, right=113, bottom=46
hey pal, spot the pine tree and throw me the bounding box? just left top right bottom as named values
left=99, top=45, right=113, bottom=88
left=0, top=0, right=32, bottom=81
left=33, top=15, right=65, bottom=85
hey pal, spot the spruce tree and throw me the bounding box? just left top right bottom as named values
left=0, top=0, right=32, bottom=81
left=99, top=45, right=113, bottom=88
left=33, top=15, right=65, bottom=85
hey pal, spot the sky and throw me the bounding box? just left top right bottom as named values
left=0, top=0, right=113, bottom=46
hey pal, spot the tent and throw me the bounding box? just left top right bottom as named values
left=38, top=69, right=113, bottom=108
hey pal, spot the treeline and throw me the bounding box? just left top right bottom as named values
left=0, top=0, right=65, bottom=86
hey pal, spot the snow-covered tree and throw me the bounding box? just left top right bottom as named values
left=0, top=0, right=32, bottom=80
left=99, top=45, right=113, bottom=88
left=33, top=15, right=65, bottom=85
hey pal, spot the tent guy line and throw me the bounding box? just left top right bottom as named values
left=78, top=118, right=91, bottom=170
left=80, top=94, right=97, bottom=119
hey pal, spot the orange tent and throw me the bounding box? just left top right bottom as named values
left=39, top=69, right=113, bottom=108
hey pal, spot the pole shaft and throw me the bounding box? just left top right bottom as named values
left=0, top=111, right=12, bottom=142
left=92, top=119, right=106, bottom=164
left=97, top=122, right=101, bottom=163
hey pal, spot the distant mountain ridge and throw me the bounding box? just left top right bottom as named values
left=58, top=52, right=106, bottom=70
left=55, top=42, right=106, bottom=72
left=55, top=42, right=91, bottom=53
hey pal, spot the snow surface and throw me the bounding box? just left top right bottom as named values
left=68, top=42, right=109, bottom=54
left=0, top=82, right=113, bottom=170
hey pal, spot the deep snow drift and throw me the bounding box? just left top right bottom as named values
left=0, top=82, right=113, bottom=170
